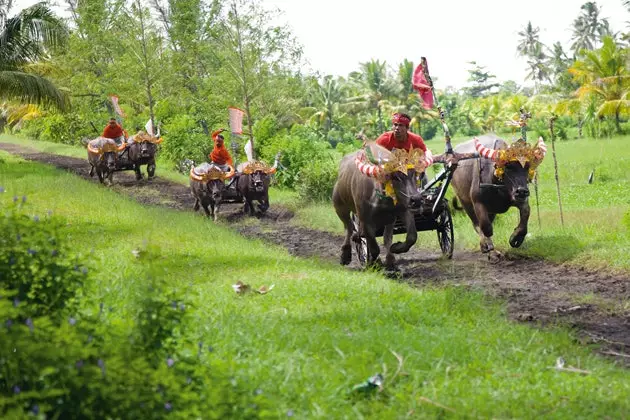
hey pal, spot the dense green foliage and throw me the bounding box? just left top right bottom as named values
left=4, top=1, right=630, bottom=201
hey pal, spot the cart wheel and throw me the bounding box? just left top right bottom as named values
left=436, top=206, right=454, bottom=259
left=351, top=213, right=368, bottom=265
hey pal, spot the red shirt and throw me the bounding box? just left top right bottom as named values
left=209, top=143, right=233, bottom=166
left=376, top=131, right=427, bottom=153
left=102, top=123, right=124, bottom=139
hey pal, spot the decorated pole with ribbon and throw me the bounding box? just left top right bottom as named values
left=549, top=114, right=565, bottom=227
left=418, top=57, right=453, bottom=154
left=517, top=108, right=541, bottom=229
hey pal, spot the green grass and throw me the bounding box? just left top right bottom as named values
left=2, top=151, right=630, bottom=417
left=4, top=132, right=630, bottom=273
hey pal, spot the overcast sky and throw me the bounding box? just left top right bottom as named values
left=11, top=0, right=630, bottom=89
left=261, top=0, right=629, bottom=89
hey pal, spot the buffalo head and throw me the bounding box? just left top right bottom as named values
left=475, top=137, right=547, bottom=204
left=355, top=146, right=431, bottom=209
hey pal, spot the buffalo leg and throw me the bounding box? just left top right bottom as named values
left=363, top=224, right=381, bottom=266
left=510, top=203, right=530, bottom=248
left=106, top=171, right=114, bottom=186
left=383, top=224, right=396, bottom=268
left=390, top=212, right=417, bottom=254
left=246, top=199, right=255, bottom=216
left=335, top=209, right=353, bottom=265
left=96, top=168, right=104, bottom=184
left=201, top=202, right=211, bottom=217
left=193, top=198, right=200, bottom=212
left=212, top=203, right=220, bottom=222
left=89, top=164, right=95, bottom=177
left=474, top=202, right=498, bottom=255
left=147, top=162, right=156, bottom=178
left=134, top=164, right=143, bottom=180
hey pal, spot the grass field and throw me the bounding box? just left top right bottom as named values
left=2, top=133, right=630, bottom=274
left=2, top=146, right=630, bottom=417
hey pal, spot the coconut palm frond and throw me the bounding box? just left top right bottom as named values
left=0, top=70, right=68, bottom=110
left=597, top=100, right=630, bottom=117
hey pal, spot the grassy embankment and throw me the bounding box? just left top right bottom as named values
left=1, top=147, right=630, bottom=417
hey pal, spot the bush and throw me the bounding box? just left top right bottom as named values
left=159, top=115, right=211, bottom=166
left=0, top=199, right=267, bottom=418
left=297, top=157, right=338, bottom=202
left=19, top=113, right=95, bottom=145
left=0, top=201, right=87, bottom=320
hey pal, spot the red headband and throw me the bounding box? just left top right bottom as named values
left=392, top=114, right=410, bottom=126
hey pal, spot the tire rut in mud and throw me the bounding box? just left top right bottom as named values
left=2, top=142, right=629, bottom=366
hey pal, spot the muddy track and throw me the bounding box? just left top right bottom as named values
left=2, top=142, right=629, bottom=366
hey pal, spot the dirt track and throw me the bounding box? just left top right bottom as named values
left=2, top=142, right=629, bottom=366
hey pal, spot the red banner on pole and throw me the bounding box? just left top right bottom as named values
left=109, top=95, right=126, bottom=118
left=412, top=64, right=434, bottom=110
left=228, top=107, right=245, bottom=135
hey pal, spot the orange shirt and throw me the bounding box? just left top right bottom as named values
left=209, top=144, right=233, bottom=166
left=376, top=131, right=427, bottom=153
left=102, top=124, right=124, bottom=139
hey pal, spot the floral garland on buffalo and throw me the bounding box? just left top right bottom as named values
left=239, top=160, right=277, bottom=175
left=189, top=163, right=235, bottom=182
left=354, top=144, right=431, bottom=204
left=474, top=136, right=547, bottom=182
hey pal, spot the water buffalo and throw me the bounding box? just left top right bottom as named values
left=87, top=137, right=125, bottom=185
left=189, top=163, right=235, bottom=221
left=332, top=143, right=428, bottom=268
left=236, top=158, right=278, bottom=216
left=450, top=134, right=547, bottom=260
left=126, top=133, right=162, bottom=180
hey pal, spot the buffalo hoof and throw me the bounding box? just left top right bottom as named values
left=366, top=257, right=384, bottom=270
left=340, top=245, right=352, bottom=265
left=384, top=266, right=402, bottom=279
left=509, top=233, right=526, bottom=248
left=487, top=250, right=503, bottom=263
left=135, top=173, right=143, bottom=181
left=390, top=241, right=409, bottom=254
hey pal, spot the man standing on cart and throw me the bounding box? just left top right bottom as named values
left=208, top=128, right=234, bottom=171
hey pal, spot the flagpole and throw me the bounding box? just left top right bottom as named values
left=420, top=57, right=453, bottom=154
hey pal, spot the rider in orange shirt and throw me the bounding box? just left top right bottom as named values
left=102, top=117, right=128, bottom=145
left=208, top=128, right=233, bottom=169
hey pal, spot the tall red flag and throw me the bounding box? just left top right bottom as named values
left=109, top=95, right=126, bottom=118
left=412, top=63, right=434, bottom=110
left=228, top=107, right=245, bottom=135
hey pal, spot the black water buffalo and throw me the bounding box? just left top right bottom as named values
left=332, top=143, right=428, bottom=268
left=126, top=133, right=162, bottom=180
left=189, top=163, right=235, bottom=221
left=236, top=158, right=278, bottom=216
left=450, top=134, right=547, bottom=260
left=87, top=137, right=125, bottom=185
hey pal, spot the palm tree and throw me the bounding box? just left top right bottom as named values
left=525, top=43, right=551, bottom=92
left=347, top=60, right=400, bottom=132
left=570, top=2, right=611, bottom=57
left=0, top=2, right=68, bottom=110
left=516, top=21, right=541, bottom=57
left=569, top=36, right=630, bottom=133
left=303, top=75, right=346, bottom=136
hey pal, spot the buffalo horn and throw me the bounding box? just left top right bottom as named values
left=474, top=137, right=500, bottom=161
left=355, top=152, right=383, bottom=178
left=221, top=165, right=236, bottom=180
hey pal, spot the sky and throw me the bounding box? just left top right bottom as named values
left=260, top=0, right=629, bottom=89
left=10, top=0, right=630, bottom=89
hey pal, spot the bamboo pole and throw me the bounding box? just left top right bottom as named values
left=549, top=115, right=565, bottom=227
